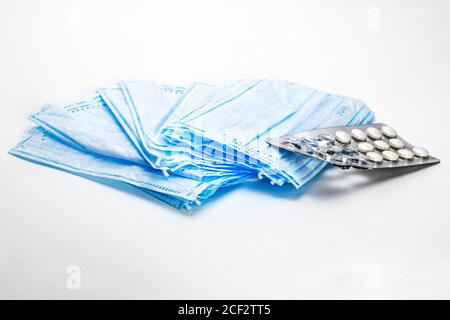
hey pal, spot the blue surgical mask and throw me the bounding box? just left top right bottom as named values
left=30, top=96, right=147, bottom=166
left=100, top=82, right=253, bottom=179
left=11, top=78, right=375, bottom=210
left=162, top=79, right=374, bottom=188
left=31, top=83, right=250, bottom=182
left=118, top=81, right=253, bottom=170
left=8, top=127, right=251, bottom=209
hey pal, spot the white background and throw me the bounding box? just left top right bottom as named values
left=1, top=0, right=449, bottom=299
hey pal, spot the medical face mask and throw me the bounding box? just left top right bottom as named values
left=117, top=81, right=255, bottom=173
left=30, top=96, right=147, bottom=166
left=10, top=77, right=377, bottom=210
left=28, top=90, right=254, bottom=199
left=31, top=83, right=188, bottom=167
left=156, top=81, right=269, bottom=171
left=100, top=83, right=254, bottom=179
left=119, top=81, right=226, bottom=146
left=98, top=84, right=185, bottom=165
left=162, top=79, right=374, bottom=188
left=31, top=85, right=251, bottom=182
left=8, top=127, right=252, bottom=209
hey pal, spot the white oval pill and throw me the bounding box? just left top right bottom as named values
left=373, top=140, right=390, bottom=151
left=412, top=147, right=429, bottom=158
left=366, top=127, right=382, bottom=140
left=335, top=130, right=351, bottom=144
left=357, top=142, right=374, bottom=153
left=351, top=128, right=367, bottom=141
left=382, top=150, right=399, bottom=161
left=397, top=148, right=414, bottom=159
left=389, top=138, right=405, bottom=149
left=381, top=125, right=397, bottom=138
left=366, top=151, right=383, bottom=162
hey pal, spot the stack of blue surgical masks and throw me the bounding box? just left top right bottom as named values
left=9, top=79, right=374, bottom=209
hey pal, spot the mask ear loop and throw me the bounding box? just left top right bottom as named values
left=183, top=203, right=192, bottom=210
left=155, top=157, right=170, bottom=177
left=161, top=169, right=170, bottom=177
left=258, top=170, right=283, bottom=185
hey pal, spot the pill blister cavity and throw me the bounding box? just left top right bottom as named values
left=357, top=142, right=374, bottom=153
left=373, top=140, right=389, bottom=151
left=381, top=125, right=397, bottom=138
left=389, top=138, right=405, bottom=149
left=398, top=148, right=414, bottom=160
left=335, top=130, right=351, bottom=144
left=382, top=150, right=399, bottom=161
left=366, top=151, right=383, bottom=162
left=318, top=133, right=334, bottom=142
left=366, top=127, right=382, bottom=140
left=412, top=147, right=429, bottom=158
left=351, top=128, right=367, bottom=141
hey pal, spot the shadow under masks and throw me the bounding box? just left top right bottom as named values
left=239, top=163, right=439, bottom=201
left=87, top=174, right=245, bottom=215
left=70, top=163, right=439, bottom=213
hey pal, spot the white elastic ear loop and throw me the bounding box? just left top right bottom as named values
left=161, top=169, right=169, bottom=177
left=183, top=203, right=192, bottom=210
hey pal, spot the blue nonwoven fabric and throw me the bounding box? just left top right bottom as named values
left=9, top=127, right=254, bottom=209
left=161, top=79, right=374, bottom=188
left=10, top=79, right=374, bottom=209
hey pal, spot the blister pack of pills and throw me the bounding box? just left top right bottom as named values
left=266, top=123, right=440, bottom=169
